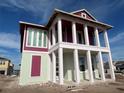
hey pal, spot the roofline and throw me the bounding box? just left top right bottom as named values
left=19, top=21, right=46, bottom=28
left=19, top=9, right=113, bottom=30
left=0, top=57, right=10, bottom=61
left=51, top=9, right=112, bottom=29
left=70, top=9, right=97, bottom=21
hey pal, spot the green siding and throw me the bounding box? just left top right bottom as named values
left=63, top=53, right=74, bottom=81
left=19, top=52, right=50, bottom=85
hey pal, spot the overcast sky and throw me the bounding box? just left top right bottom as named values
left=0, top=0, right=124, bottom=69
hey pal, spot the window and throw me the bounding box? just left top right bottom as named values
left=27, top=28, right=47, bottom=48
left=81, top=13, right=86, bottom=18
left=31, top=55, right=41, bottom=76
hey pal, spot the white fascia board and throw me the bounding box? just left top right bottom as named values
left=19, top=21, right=45, bottom=28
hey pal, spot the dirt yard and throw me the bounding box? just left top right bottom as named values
left=0, top=74, right=124, bottom=93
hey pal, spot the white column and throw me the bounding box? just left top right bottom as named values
left=58, top=18, right=62, bottom=43
left=104, top=31, right=110, bottom=48
left=87, top=50, right=94, bottom=83
left=52, top=52, right=56, bottom=83
left=94, top=27, right=100, bottom=46
left=73, top=49, right=80, bottom=83
left=72, top=22, right=77, bottom=43
left=108, top=52, right=115, bottom=80
left=104, top=30, right=115, bottom=80
left=84, top=24, right=89, bottom=45
left=98, top=52, right=105, bottom=81
left=52, top=27, right=56, bottom=45
left=58, top=48, right=64, bottom=84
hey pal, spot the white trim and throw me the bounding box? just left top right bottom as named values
left=26, top=27, right=47, bottom=48
left=54, top=9, right=112, bottom=29
left=36, top=31, right=39, bottom=46
left=19, top=21, right=45, bottom=28
left=48, top=42, right=110, bottom=54
left=42, top=31, right=44, bottom=47
left=23, top=50, right=48, bottom=54
left=81, top=13, right=86, bottom=18
left=70, top=9, right=97, bottom=21
left=22, top=26, right=26, bottom=52
left=31, top=30, right=34, bottom=46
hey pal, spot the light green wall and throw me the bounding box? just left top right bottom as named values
left=19, top=52, right=50, bottom=85
left=63, top=53, right=100, bottom=82
left=63, top=53, right=74, bottom=81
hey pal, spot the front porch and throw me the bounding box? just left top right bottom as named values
left=49, top=48, right=114, bottom=84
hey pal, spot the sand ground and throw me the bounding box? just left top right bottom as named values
left=0, top=74, right=124, bottom=93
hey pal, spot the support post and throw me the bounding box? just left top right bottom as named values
left=108, top=52, right=115, bottom=80
left=87, top=50, right=94, bottom=83
left=73, top=49, right=80, bottom=83
left=52, top=52, right=56, bottom=83
left=98, top=52, right=105, bottom=81
left=58, top=48, right=64, bottom=84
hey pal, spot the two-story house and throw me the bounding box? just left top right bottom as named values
left=19, top=9, right=115, bottom=85
left=0, top=57, right=14, bottom=75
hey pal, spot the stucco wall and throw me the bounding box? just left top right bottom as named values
left=19, top=52, right=50, bottom=85
left=63, top=53, right=74, bottom=81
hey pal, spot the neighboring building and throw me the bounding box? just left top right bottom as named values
left=114, top=61, right=124, bottom=72
left=19, top=9, right=115, bottom=85
left=0, top=57, right=14, bottom=75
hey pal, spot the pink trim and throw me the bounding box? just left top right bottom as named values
left=24, top=29, right=48, bottom=52
left=73, top=11, right=94, bottom=21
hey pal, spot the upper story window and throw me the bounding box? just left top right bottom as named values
left=81, top=13, right=86, bottom=18
left=27, top=28, right=47, bottom=48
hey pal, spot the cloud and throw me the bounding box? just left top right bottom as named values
left=109, top=32, right=124, bottom=43
left=0, top=32, right=20, bottom=49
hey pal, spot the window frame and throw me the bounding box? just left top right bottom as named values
left=26, top=27, right=47, bottom=48
left=81, top=13, right=86, bottom=18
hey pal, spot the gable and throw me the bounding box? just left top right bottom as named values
left=71, top=9, right=96, bottom=21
